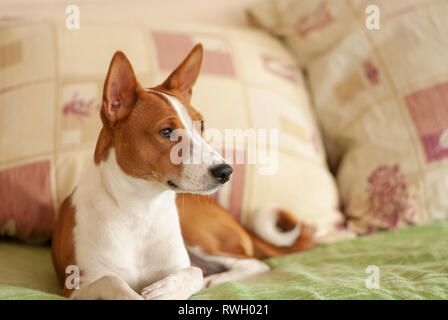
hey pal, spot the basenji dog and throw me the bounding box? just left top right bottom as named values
left=51, top=44, right=313, bottom=300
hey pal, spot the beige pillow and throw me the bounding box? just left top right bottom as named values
left=0, top=19, right=353, bottom=243
left=249, top=0, right=448, bottom=233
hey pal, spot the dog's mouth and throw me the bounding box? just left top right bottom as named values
left=167, top=180, right=178, bottom=189
left=166, top=164, right=233, bottom=193
left=166, top=179, right=223, bottom=194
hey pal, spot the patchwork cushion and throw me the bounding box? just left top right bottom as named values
left=249, top=0, right=448, bottom=233
left=0, top=19, right=353, bottom=243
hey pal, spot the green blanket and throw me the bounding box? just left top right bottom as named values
left=1, top=221, right=447, bottom=300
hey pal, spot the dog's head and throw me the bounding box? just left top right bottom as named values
left=95, top=44, right=232, bottom=194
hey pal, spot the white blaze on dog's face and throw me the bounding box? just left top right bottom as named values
left=95, top=44, right=232, bottom=194
left=149, top=90, right=229, bottom=193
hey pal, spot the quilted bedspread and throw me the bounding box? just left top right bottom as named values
left=0, top=221, right=447, bottom=300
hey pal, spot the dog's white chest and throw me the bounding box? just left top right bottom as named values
left=72, top=153, right=191, bottom=292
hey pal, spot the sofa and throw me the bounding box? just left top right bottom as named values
left=1, top=0, right=447, bottom=300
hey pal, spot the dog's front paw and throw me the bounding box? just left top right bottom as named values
left=203, top=274, right=227, bottom=289
left=141, top=275, right=189, bottom=300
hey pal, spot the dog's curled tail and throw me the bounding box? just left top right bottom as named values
left=245, top=205, right=314, bottom=259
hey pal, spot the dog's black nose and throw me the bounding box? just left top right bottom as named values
left=210, top=164, right=233, bottom=184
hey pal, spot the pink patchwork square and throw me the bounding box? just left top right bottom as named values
left=0, top=161, right=55, bottom=241
left=151, top=32, right=235, bottom=77
left=211, top=149, right=246, bottom=221
left=405, top=81, right=448, bottom=162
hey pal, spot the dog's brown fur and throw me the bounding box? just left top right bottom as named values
left=52, top=45, right=314, bottom=298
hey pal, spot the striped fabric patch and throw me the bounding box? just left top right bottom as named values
left=211, top=149, right=246, bottom=221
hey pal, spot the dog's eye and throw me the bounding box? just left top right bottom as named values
left=200, top=120, right=204, bottom=132
left=159, top=127, right=173, bottom=139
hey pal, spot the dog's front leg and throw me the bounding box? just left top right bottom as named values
left=141, top=266, right=203, bottom=300
left=70, top=275, right=143, bottom=300
left=203, top=259, right=270, bottom=289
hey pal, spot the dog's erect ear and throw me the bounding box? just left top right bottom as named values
left=162, top=44, right=203, bottom=97
left=102, top=51, right=138, bottom=125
